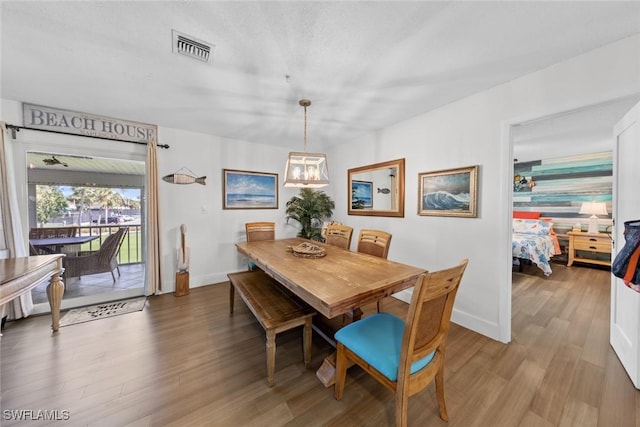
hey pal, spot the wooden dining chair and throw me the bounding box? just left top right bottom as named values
left=325, top=224, right=354, bottom=250
left=246, top=222, right=275, bottom=242
left=357, top=229, right=392, bottom=310
left=245, top=222, right=275, bottom=270
left=334, top=259, right=469, bottom=427
left=357, top=229, right=392, bottom=259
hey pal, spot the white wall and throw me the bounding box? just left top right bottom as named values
left=154, top=127, right=301, bottom=289
left=327, top=34, right=640, bottom=341
left=3, top=35, right=639, bottom=341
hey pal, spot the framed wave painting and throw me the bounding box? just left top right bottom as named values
left=223, top=169, right=278, bottom=209
left=418, top=165, right=478, bottom=217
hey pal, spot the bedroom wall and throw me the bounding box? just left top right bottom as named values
left=513, top=151, right=613, bottom=235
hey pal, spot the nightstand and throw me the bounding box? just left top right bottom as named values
left=567, top=231, right=611, bottom=267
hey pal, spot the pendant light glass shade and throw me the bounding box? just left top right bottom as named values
left=284, top=99, right=329, bottom=188
left=284, top=151, right=329, bottom=188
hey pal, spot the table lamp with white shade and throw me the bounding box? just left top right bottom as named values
left=579, top=201, right=608, bottom=234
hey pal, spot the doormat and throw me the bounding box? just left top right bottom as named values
left=59, top=296, right=146, bottom=327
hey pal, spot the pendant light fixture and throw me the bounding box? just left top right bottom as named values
left=284, top=99, right=329, bottom=188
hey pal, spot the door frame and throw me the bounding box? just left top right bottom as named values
left=610, top=100, right=640, bottom=388
left=499, top=93, right=640, bottom=343
left=9, top=130, right=148, bottom=311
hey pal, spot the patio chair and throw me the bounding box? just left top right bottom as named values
left=63, top=227, right=128, bottom=282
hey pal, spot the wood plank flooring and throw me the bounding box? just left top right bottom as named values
left=1, top=263, right=638, bottom=426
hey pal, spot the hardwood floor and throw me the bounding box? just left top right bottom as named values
left=1, top=263, right=638, bottom=426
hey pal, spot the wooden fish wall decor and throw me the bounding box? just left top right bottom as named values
left=162, top=167, right=206, bottom=185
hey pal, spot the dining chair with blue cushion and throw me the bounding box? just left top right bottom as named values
left=334, top=259, right=468, bottom=427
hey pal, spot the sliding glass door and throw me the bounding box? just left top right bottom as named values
left=26, top=150, right=146, bottom=312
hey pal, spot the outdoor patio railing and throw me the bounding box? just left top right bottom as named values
left=76, top=224, right=142, bottom=265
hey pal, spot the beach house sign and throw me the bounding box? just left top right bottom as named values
left=22, top=103, right=157, bottom=144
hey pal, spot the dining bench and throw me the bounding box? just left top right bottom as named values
left=227, top=270, right=316, bottom=387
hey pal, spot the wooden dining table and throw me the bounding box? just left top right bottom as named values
left=235, top=237, right=426, bottom=385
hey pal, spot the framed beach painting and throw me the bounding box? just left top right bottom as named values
left=351, top=180, right=373, bottom=209
left=223, top=169, right=278, bottom=209
left=418, top=165, right=478, bottom=217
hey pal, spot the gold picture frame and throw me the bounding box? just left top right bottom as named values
left=418, top=165, right=478, bottom=217
left=223, top=169, right=278, bottom=209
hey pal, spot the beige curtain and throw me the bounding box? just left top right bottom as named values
left=0, top=122, right=33, bottom=318
left=145, top=141, right=162, bottom=295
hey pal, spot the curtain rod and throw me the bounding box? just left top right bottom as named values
left=4, top=124, right=170, bottom=149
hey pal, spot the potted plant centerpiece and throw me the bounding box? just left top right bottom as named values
left=285, top=188, right=335, bottom=241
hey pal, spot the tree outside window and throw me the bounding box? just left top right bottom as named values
left=35, top=185, right=68, bottom=226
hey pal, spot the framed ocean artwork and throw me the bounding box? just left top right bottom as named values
left=418, top=165, right=478, bottom=217
left=223, top=169, right=278, bottom=209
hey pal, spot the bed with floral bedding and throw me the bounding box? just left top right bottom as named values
left=512, top=218, right=559, bottom=276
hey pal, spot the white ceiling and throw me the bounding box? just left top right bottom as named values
left=2, top=1, right=640, bottom=151
left=26, top=151, right=145, bottom=175
left=512, top=95, right=640, bottom=161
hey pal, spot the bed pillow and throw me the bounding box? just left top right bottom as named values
left=539, top=218, right=556, bottom=235
left=513, top=219, right=552, bottom=235
left=513, top=211, right=541, bottom=219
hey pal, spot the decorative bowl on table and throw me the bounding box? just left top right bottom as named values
left=287, top=242, right=326, bottom=258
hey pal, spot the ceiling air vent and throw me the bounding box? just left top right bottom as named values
left=172, top=30, right=213, bottom=62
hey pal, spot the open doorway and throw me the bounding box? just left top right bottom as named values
left=502, top=94, right=640, bottom=341
left=26, top=151, right=146, bottom=313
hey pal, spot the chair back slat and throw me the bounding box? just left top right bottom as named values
left=356, top=229, right=392, bottom=259
left=325, top=224, right=353, bottom=250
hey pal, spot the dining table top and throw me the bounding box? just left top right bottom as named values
left=235, top=237, right=426, bottom=319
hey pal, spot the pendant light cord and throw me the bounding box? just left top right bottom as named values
left=303, top=104, right=308, bottom=152
left=299, top=99, right=311, bottom=153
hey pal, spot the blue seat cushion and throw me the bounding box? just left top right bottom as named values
left=334, top=312, right=435, bottom=382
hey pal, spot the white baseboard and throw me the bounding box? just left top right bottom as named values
left=451, top=308, right=503, bottom=343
